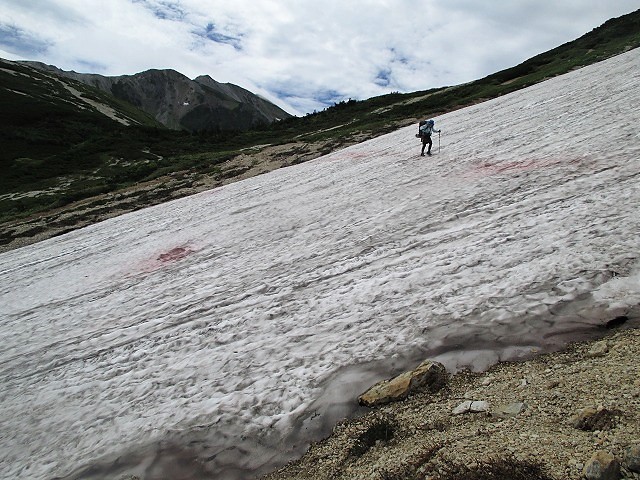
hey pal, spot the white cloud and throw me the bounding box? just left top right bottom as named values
left=0, top=0, right=638, bottom=115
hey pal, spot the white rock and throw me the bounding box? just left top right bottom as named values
left=452, top=400, right=489, bottom=415
left=452, top=401, right=472, bottom=415
left=470, top=401, right=489, bottom=413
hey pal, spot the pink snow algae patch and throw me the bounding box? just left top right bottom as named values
left=133, top=245, right=197, bottom=275
left=465, top=157, right=567, bottom=178
left=158, top=246, right=193, bottom=263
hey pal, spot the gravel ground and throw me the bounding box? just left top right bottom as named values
left=262, top=326, right=640, bottom=480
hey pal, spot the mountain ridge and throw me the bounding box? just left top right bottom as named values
left=19, top=60, right=292, bottom=131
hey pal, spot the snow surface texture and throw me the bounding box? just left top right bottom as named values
left=1, top=49, right=640, bottom=480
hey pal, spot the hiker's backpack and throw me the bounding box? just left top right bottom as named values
left=417, top=119, right=434, bottom=137
left=417, top=120, right=427, bottom=138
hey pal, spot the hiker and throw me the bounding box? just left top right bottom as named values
left=418, top=119, right=441, bottom=156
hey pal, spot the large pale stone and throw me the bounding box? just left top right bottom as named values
left=470, top=401, right=490, bottom=413
left=358, top=360, right=447, bottom=407
left=452, top=401, right=473, bottom=415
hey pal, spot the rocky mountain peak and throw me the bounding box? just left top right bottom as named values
left=22, top=62, right=292, bottom=131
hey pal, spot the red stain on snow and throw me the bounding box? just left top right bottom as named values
left=465, top=157, right=574, bottom=178
left=348, top=152, right=370, bottom=161
left=329, top=151, right=369, bottom=162
left=157, top=246, right=193, bottom=263
left=131, top=245, right=196, bottom=275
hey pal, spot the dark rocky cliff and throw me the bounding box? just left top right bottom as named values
left=22, top=62, right=292, bottom=131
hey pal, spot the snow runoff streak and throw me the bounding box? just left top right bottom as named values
left=1, top=49, right=640, bottom=480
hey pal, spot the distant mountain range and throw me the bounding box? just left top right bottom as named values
left=20, top=61, right=292, bottom=131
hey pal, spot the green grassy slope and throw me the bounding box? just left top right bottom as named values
left=0, top=61, right=249, bottom=221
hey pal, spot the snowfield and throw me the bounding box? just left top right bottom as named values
left=1, top=48, right=640, bottom=480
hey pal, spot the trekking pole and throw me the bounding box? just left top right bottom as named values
left=438, top=131, right=441, bottom=153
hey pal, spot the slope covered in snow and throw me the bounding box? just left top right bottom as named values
left=1, top=49, right=639, bottom=480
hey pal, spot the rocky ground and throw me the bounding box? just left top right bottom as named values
left=262, top=325, right=640, bottom=480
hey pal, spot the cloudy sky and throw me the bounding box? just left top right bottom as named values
left=0, top=1, right=638, bottom=115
